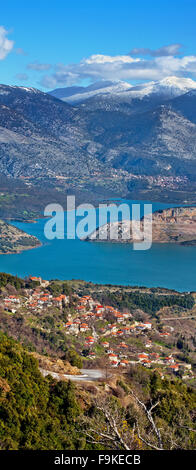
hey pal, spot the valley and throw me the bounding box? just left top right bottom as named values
left=0, top=79, right=196, bottom=451
left=1, top=0, right=196, bottom=456
left=0, top=78, right=196, bottom=210
left=0, top=273, right=195, bottom=450
left=0, top=274, right=195, bottom=382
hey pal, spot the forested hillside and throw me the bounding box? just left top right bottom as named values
left=0, top=330, right=195, bottom=450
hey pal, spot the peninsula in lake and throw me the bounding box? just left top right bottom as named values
left=0, top=220, right=40, bottom=254
left=87, top=206, right=196, bottom=245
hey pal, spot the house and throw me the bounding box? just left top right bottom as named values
left=41, top=279, right=49, bottom=288
left=105, top=306, right=115, bottom=312
left=76, top=305, right=86, bottom=312
left=86, top=336, right=95, bottom=344
left=111, top=360, right=118, bottom=367
left=29, top=302, right=37, bottom=309
left=29, top=276, right=42, bottom=284
left=89, top=351, right=96, bottom=359
left=150, top=352, right=160, bottom=360
left=87, top=312, right=95, bottom=319
left=95, top=312, right=103, bottom=320
left=53, top=294, right=69, bottom=307
left=65, top=321, right=79, bottom=333
left=122, top=312, right=131, bottom=319
left=108, top=324, right=117, bottom=332
left=169, top=364, right=179, bottom=372
left=121, top=327, right=130, bottom=335
left=70, top=325, right=80, bottom=334
left=95, top=305, right=105, bottom=314
left=142, top=360, right=152, bottom=368
left=53, top=296, right=63, bottom=307
left=80, top=323, right=89, bottom=332
left=73, top=319, right=81, bottom=325
left=4, top=295, right=20, bottom=304
left=81, top=313, right=88, bottom=320
left=119, top=359, right=129, bottom=367
left=116, top=330, right=123, bottom=336
left=165, top=356, right=174, bottom=364
left=108, top=353, right=118, bottom=361
left=102, top=341, right=109, bottom=348
left=179, top=363, right=192, bottom=370
left=115, top=314, right=124, bottom=323
left=143, top=322, right=152, bottom=329
left=99, top=327, right=105, bottom=333
left=60, top=294, right=69, bottom=304
left=138, top=353, right=149, bottom=362
left=119, top=342, right=128, bottom=349
left=135, top=325, right=146, bottom=332
left=129, top=325, right=136, bottom=334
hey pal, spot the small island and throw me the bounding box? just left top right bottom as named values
left=0, top=219, right=41, bottom=254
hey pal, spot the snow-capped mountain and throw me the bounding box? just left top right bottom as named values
left=49, top=76, right=196, bottom=106
left=49, top=80, right=132, bottom=104
left=126, top=77, right=196, bottom=99
left=1, top=82, right=196, bottom=182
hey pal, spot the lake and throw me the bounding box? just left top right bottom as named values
left=0, top=200, right=196, bottom=292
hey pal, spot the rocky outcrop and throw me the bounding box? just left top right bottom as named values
left=31, top=352, right=80, bottom=376
left=0, top=219, right=40, bottom=254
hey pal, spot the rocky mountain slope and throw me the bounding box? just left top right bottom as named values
left=0, top=79, right=196, bottom=182
left=0, top=84, right=104, bottom=178
left=84, top=102, right=196, bottom=177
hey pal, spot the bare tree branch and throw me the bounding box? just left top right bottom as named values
left=130, top=390, right=163, bottom=450
left=96, top=404, right=131, bottom=450
left=136, top=423, right=163, bottom=450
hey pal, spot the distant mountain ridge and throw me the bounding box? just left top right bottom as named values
left=48, top=80, right=132, bottom=103
left=0, top=78, right=196, bottom=184
left=49, top=76, right=196, bottom=106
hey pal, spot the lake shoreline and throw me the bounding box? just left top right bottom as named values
left=0, top=200, right=195, bottom=293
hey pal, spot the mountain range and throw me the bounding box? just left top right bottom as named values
left=49, top=76, right=196, bottom=107
left=0, top=76, right=196, bottom=185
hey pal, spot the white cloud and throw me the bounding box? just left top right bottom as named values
left=27, top=62, right=51, bottom=71
left=41, top=47, right=196, bottom=89
left=85, top=54, right=140, bottom=64
left=0, top=26, right=14, bottom=60
left=130, top=44, right=183, bottom=57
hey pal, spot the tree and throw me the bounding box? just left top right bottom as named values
left=81, top=396, right=140, bottom=450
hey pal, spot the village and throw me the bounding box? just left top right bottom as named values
left=1, top=275, right=194, bottom=381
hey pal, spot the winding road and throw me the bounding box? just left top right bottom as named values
left=40, top=368, right=106, bottom=382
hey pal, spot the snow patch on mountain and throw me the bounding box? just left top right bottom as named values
left=50, top=76, right=196, bottom=105
left=61, top=80, right=132, bottom=104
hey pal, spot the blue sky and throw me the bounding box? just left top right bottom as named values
left=0, top=0, right=196, bottom=90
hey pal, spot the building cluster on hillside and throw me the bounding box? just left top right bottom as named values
left=147, top=175, right=188, bottom=189
left=3, top=290, right=69, bottom=312
left=0, top=277, right=193, bottom=378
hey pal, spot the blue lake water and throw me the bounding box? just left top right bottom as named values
left=0, top=200, right=196, bottom=292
